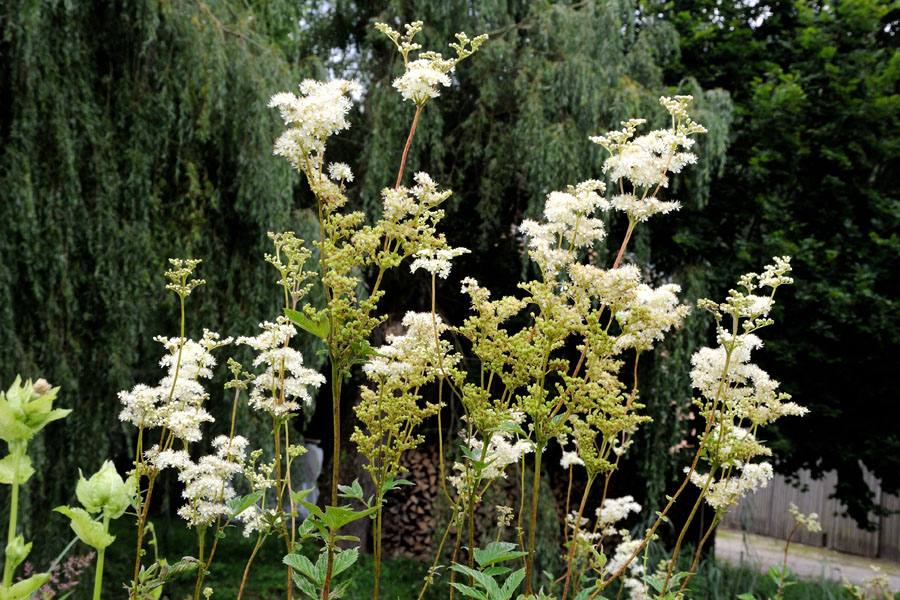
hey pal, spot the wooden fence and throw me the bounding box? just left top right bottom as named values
left=720, top=467, right=900, bottom=562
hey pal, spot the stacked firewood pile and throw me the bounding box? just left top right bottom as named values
left=381, top=445, right=441, bottom=559
left=380, top=444, right=565, bottom=559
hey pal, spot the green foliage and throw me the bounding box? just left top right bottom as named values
left=0, top=0, right=326, bottom=555
left=660, top=0, right=900, bottom=526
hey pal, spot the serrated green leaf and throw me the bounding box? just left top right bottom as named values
left=337, top=479, right=364, bottom=500
left=643, top=575, right=665, bottom=593
left=482, top=566, right=511, bottom=577
left=284, top=553, right=320, bottom=584
left=292, top=570, right=318, bottom=599
left=332, top=548, right=359, bottom=577
left=322, top=505, right=377, bottom=532
left=449, top=582, right=488, bottom=600
left=285, top=308, right=330, bottom=339
left=574, top=584, right=598, bottom=600
left=381, top=477, right=414, bottom=494
left=53, top=506, right=114, bottom=550
left=500, top=568, right=525, bottom=600
left=451, top=564, right=501, bottom=598
left=472, top=542, right=527, bottom=568
left=227, top=490, right=264, bottom=519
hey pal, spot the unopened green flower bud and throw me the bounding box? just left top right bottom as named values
left=0, top=375, right=70, bottom=444
left=5, top=534, right=32, bottom=572
left=76, top=460, right=133, bottom=518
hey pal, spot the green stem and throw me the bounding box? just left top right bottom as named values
left=321, top=535, right=336, bottom=600
left=330, top=359, right=342, bottom=507
left=524, top=440, right=546, bottom=596
left=3, top=442, right=24, bottom=588
left=373, top=491, right=383, bottom=600
left=92, top=516, right=111, bottom=600
left=237, top=535, right=264, bottom=600
left=561, top=473, right=596, bottom=600
left=193, top=526, right=207, bottom=600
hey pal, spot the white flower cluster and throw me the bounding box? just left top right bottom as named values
left=614, top=283, right=690, bottom=353
left=691, top=333, right=807, bottom=428
left=448, top=416, right=534, bottom=497
left=410, top=246, right=470, bottom=279
left=596, top=495, right=642, bottom=536
left=269, top=79, right=361, bottom=171
left=687, top=461, right=773, bottom=510
left=382, top=171, right=451, bottom=222
left=327, top=162, right=353, bottom=182
left=146, top=435, right=248, bottom=528
left=363, top=311, right=458, bottom=382
left=591, top=96, right=707, bottom=223
left=519, top=180, right=607, bottom=278
left=118, top=330, right=231, bottom=442
left=393, top=57, right=453, bottom=105
left=377, top=21, right=487, bottom=106
left=560, top=450, right=584, bottom=469
left=687, top=259, right=806, bottom=512
left=237, top=317, right=326, bottom=418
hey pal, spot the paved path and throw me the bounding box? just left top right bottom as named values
left=715, top=528, right=900, bottom=590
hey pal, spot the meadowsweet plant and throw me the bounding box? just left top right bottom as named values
left=5, top=18, right=821, bottom=600
left=265, top=20, right=487, bottom=600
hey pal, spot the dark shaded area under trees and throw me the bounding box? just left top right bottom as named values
left=0, top=0, right=896, bottom=567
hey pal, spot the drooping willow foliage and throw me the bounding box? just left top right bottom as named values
left=0, top=0, right=331, bottom=554
left=0, top=0, right=733, bottom=562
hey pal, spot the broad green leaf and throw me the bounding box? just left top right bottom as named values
left=473, top=542, right=527, bottom=568
left=284, top=553, right=320, bottom=584
left=499, top=568, right=526, bottom=600
left=451, top=564, right=501, bottom=598
left=0, top=572, right=50, bottom=600
left=0, top=452, right=34, bottom=485
left=227, top=490, right=264, bottom=519
left=314, top=552, right=328, bottom=587
left=322, top=505, right=377, bottom=532
left=330, top=579, right=352, bottom=600
left=381, top=477, right=414, bottom=494
left=574, top=585, right=598, bottom=600
left=332, top=548, right=359, bottom=577
left=337, top=479, right=364, bottom=501
left=482, top=566, right=511, bottom=577
left=449, top=582, right=488, bottom=600
left=54, top=506, right=114, bottom=550
left=285, top=308, right=330, bottom=339
left=292, top=571, right=318, bottom=599
left=643, top=575, right=665, bottom=594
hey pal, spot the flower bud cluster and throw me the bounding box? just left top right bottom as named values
left=376, top=21, right=487, bottom=106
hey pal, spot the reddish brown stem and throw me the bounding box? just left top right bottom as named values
left=395, top=104, right=423, bottom=189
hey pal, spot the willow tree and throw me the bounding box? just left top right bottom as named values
left=0, top=0, right=328, bottom=557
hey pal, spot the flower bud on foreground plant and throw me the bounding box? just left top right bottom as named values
left=1, top=377, right=69, bottom=598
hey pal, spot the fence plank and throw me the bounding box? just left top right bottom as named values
left=720, top=466, right=895, bottom=560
